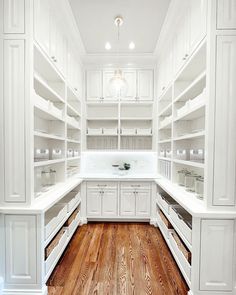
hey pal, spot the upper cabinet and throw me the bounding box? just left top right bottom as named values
left=217, top=0, right=236, bottom=29
left=137, top=70, right=154, bottom=100
left=86, top=70, right=103, bottom=100
left=86, top=69, right=153, bottom=101
left=34, top=0, right=50, bottom=55
left=157, top=0, right=207, bottom=95
left=68, top=45, right=82, bottom=96
left=4, top=0, right=25, bottom=33
left=189, top=0, right=207, bottom=53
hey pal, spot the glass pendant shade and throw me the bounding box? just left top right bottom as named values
left=108, top=69, right=128, bottom=98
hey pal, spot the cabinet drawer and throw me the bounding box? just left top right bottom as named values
left=58, top=192, right=80, bottom=214
left=45, top=229, right=67, bottom=276
left=87, top=182, right=118, bottom=190
left=169, top=231, right=191, bottom=282
left=159, top=209, right=173, bottom=229
left=157, top=193, right=178, bottom=214
left=45, top=204, right=67, bottom=240
left=64, top=210, right=80, bottom=237
left=156, top=209, right=173, bottom=239
left=171, top=231, right=191, bottom=263
left=169, top=207, right=192, bottom=245
left=120, top=182, right=151, bottom=190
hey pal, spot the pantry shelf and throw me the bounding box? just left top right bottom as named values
left=34, top=131, right=65, bottom=141
left=34, top=159, right=65, bottom=167
left=173, top=159, right=205, bottom=169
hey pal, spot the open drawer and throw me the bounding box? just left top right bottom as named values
left=45, top=204, right=67, bottom=240
left=156, top=207, right=173, bottom=239
left=157, top=193, right=178, bottom=214
left=169, top=231, right=191, bottom=283
left=45, top=228, right=67, bottom=276
left=64, top=207, right=81, bottom=237
left=169, top=205, right=192, bottom=245
left=58, top=191, right=81, bottom=214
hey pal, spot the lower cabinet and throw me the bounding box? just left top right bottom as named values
left=86, top=182, right=151, bottom=218
left=87, top=185, right=118, bottom=217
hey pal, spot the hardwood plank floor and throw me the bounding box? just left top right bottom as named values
left=47, top=223, right=189, bottom=295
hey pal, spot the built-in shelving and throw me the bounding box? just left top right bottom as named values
left=157, top=41, right=207, bottom=199
left=86, top=98, right=154, bottom=150
left=33, top=43, right=82, bottom=199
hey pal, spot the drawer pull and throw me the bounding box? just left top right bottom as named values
left=97, top=184, right=107, bottom=187
left=131, top=184, right=141, bottom=187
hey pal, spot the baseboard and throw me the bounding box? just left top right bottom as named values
left=87, top=218, right=150, bottom=222
left=149, top=218, right=157, bottom=226
left=2, top=285, right=47, bottom=295
left=80, top=217, right=88, bottom=225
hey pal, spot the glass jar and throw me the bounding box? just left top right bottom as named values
left=49, top=169, right=56, bottom=185
left=177, top=169, right=188, bottom=186
left=195, top=176, right=204, bottom=199
left=41, top=168, right=51, bottom=187
left=185, top=171, right=198, bottom=192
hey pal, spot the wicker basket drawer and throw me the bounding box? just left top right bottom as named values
left=159, top=209, right=173, bottom=229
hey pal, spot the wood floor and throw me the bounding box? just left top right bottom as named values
left=47, top=223, right=189, bottom=295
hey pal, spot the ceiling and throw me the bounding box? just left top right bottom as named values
left=69, top=0, right=170, bottom=55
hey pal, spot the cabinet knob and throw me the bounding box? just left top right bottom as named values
left=162, top=86, right=165, bottom=91
left=74, top=88, right=78, bottom=91
left=185, top=53, right=189, bottom=58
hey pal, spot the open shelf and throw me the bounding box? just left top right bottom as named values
left=173, top=159, right=204, bottom=169
left=34, top=159, right=65, bottom=167
left=174, top=103, right=205, bottom=122
left=34, top=131, right=65, bottom=141
left=173, top=131, right=205, bottom=141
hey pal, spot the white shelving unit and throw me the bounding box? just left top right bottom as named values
left=85, top=87, right=154, bottom=150
left=157, top=41, right=206, bottom=200
left=33, top=44, right=82, bottom=198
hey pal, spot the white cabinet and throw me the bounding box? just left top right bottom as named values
left=137, top=70, right=153, bottom=100
left=34, top=0, right=50, bottom=54
left=120, top=183, right=151, bottom=217
left=5, top=215, right=37, bottom=284
left=68, top=47, right=82, bottom=95
left=200, top=219, right=234, bottom=291
left=4, top=40, right=26, bottom=203
left=87, top=189, right=101, bottom=216
left=86, top=70, right=103, bottom=100
left=189, top=0, right=207, bottom=54
left=123, top=70, right=137, bottom=100
left=136, top=190, right=151, bottom=217
left=120, top=190, right=136, bottom=216
left=217, top=0, right=236, bottom=29
left=86, top=69, right=153, bottom=101
left=102, top=190, right=118, bottom=216
left=86, top=183, right=118, bottom=217
left=4, top=0, right=25, bottom=34
left=173, top=11, right=190, bottom=75
left=102, top=70, right=115, bottom=100
left=157, top=48, right=173, bottom=97
left=213, top=36, right=236, bottom=206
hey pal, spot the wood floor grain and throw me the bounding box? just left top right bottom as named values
left=47, top=223, right=189, bottom=295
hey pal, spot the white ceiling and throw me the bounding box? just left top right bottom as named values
left=69, top=0, right=170, bottom=55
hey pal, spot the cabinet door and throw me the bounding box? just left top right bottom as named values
left=120, top=190, right=136, bottom=216
left=4, top=40, right=26, bottom=202
left=86, top=70, right=102, bottom=100
left=102, top=71, right=115, bottom=100
left=49, top=10, right=58, bottom=65
left=123, top=70, right=137, bottom=100
left=136, top=190, right=150, bottom=217
left=5, top=215, right=37, bottom=284
left=102, top=189, right=118, bottom=217
left=200, top=219, right=234, bottom=291
left=213, top=36, right=236, bottom=206
left=217, top=0, right=236, bottom=29
left=137, top=70, right=153, bottom=100
left=4, top=0, right=25, bottom=34
left=33, top=0, right=50, bottom=54
left=87, top=189, right=101, bottom=216
left=189, top=0, right=207, bottom=54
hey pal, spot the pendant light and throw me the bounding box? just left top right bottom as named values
left=108, top=16, right=128, bottom=98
